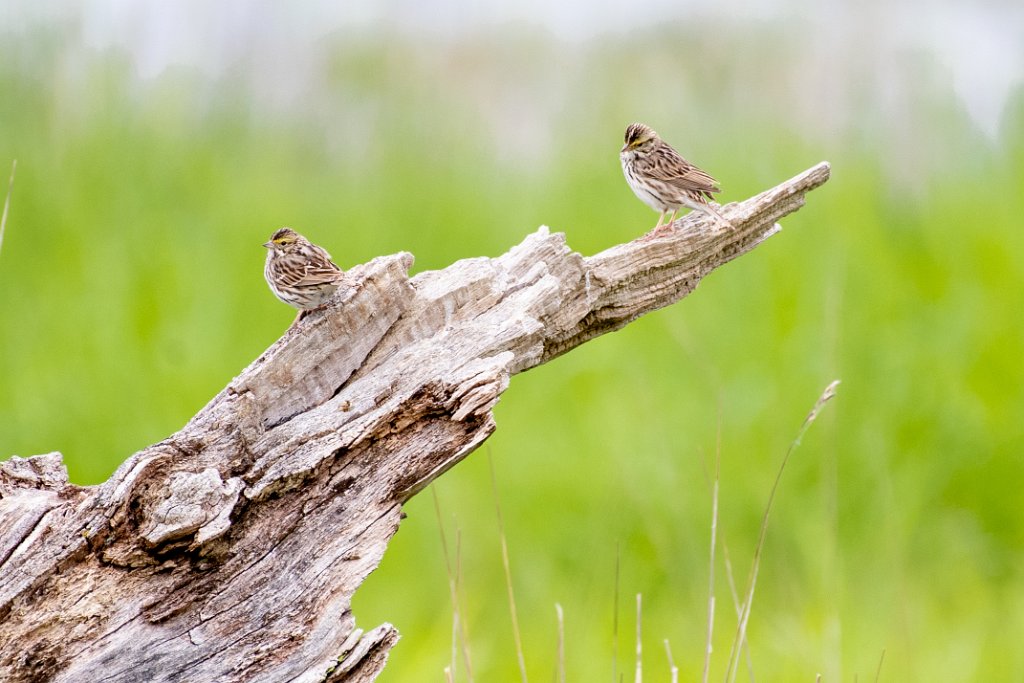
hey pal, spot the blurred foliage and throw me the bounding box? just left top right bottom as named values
left=1, top=15, right=1023, bottom=683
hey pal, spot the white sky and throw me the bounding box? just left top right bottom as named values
left=8, top=0, right=1023, bottom=138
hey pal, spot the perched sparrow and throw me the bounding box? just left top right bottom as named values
left=620, top=122, right=731, bottom=230
left=263, top=227, right=346, bottom=311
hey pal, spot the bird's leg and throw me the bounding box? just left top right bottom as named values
left=652, top=210, right=668, bottom=231
left=294, top=300, right=337, bottom=325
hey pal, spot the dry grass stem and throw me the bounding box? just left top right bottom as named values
left=612, top=544, right=620, bottom=683
left=455, top=531, right=466, bottom=679
left=432, top=486, right=474, bottom=682
left=700, top=450, right=755, bottom=682
left=555, top=603, right=565, bottom=683
left=634, top=594, right=642, bottom=683
left=702, top=421, right=721, bottom=683
left=663, top=639, right=678, bottom=683
left=489, top=454, right=528, bottom=683
left=726, top=380, right=841, bottom=683
left=717, top=532, right=756, bottom=682
left=0, top=160, right=15, bottom=260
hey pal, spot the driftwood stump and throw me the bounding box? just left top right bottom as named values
left=0, top=162, right=830, bottom=682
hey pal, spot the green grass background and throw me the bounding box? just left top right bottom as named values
left=2, top=11, right=1023, bottom=682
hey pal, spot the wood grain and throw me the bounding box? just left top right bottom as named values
left=0, top=162, right=830, bottom=682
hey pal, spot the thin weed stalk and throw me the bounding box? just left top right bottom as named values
left=718, top=533, right=756, bottom=683
left=663, top=639, right=678, bottom=683
left=432, top=486, right=473, bottom=682
left=555, top=603, right=565, bottom=683
left=702, top=418, right=721, bottom=683
left=634, top=594, right=642, bottom=683
left=725, top=380, right=841, bottom=683
left=700, top=448, right=755, bottom=682
left=489, top=453, right=528, bottom=683
left=0, top=160, right=16, bottom=259
left=612, top=544, right=620, bottom=683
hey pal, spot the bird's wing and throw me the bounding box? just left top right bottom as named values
left=296, top=260, right=344, bottom=287
left=274, top=244, right=345, bottom=288
left=647, top=146, right=721, bottom=193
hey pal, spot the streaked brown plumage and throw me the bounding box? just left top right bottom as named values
left=263, top=227, right=346, bottom=311
left=620, top=122, right=731, bottom=230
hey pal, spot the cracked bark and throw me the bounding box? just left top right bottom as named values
left=0, top=162, right=830, bottom=682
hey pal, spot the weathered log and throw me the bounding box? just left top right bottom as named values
left=0, top=162, right=830, bottom=682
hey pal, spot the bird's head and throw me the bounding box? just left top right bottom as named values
left=621, top=122, right=660, bottom=156
left=264, top=227, right=304, bottom=251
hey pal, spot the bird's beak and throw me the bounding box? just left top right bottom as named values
left=620, top=144, right=628, bottom=153
left=262, top=241, right=273, bottom=249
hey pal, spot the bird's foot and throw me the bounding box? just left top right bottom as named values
left=640, top=222, right=677, bottom=241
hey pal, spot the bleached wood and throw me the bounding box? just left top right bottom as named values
left=0, top=162, right=830, bottom=682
